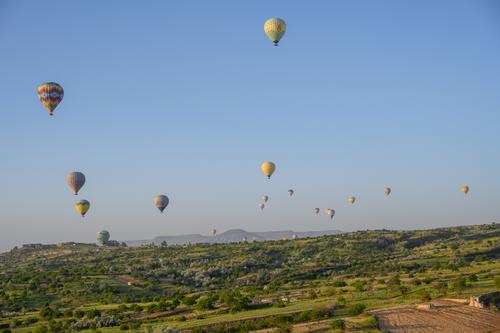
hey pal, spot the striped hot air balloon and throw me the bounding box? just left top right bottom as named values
left=67, top=172, right=86, bottom=195
left=37, top=82, right=64, bottom=116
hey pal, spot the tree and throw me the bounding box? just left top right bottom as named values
left=452, top=276, right=467, bottom=295
left=195, top=295, right=215, bottom=311
left=387, top=275, right=401, bottom=291
left=436, top=281, right=448, bottom=296
left=399, top=285, right=410, bottom=297
left=219, top=289, right=250, bottom=312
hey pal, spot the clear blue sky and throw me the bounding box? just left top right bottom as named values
left=1, top=1, right=500, bottom=251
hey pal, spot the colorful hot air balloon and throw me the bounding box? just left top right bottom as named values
left=67, top=172, right=86, bottom=195
left=348, top=196, right=356, bottom=205
left=313, top=208, right=320, bottom=215
left=461, top=185, right=470, bottom=195
left=96, top=230, right=110, bottom=245
left=261, top=195, right=269, bottom=203
left=154, top=195, right=169, bottom=213
left=264, top=18, right=286, bottom=46
left=325, top=208, right=335, bottom=220
left=75, top=200, right=90, bottom=217
left=37, top=82, right=64, bottom=116
left=261, top=161, right=276, bottom=179
left=259, top=203, right=265, bottom=211
left=384, top=187, right=391, bottom=196
left=288, top=189, right=294, bottom=197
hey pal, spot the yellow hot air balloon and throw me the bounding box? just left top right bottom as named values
left=261, top=195, right=269, bottom=203
left=461, top=185, right=469, bottom=195
left=348, top=196, right=356, bottom=204
left=75, top=200, right=90, bottom=217
left=264, top=18, right=286, bottom=46
left=261, top=161, right=276, bottom=179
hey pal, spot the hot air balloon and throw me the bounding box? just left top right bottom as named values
left=384, top=187, right=391, bottom=196
left=292, top=234, right=298, bottom=240
left=325, top=208, right=335, bottom=220
left=75, top=200, right=90, bottom=217
left=461, top=185, right=470, bottom=195
left=313, top=208, right=320, bottom=215
left=261, top=161, right=276, bottom=179
left=212, top=229, right=217, bottom=237
left=259, top=203, right=265, bottom=211
left=154, top=195, right=169, bottom=213
left=348, top=196, right=356, bottom=205
left=67, top=172, right=86, bottom=195
left=288, top=189, right=294, bottom=197
left=261, top=195, right=269, bottom=203
left=264, top=18, right=286, bottom=46
left=96, top=230, right=110, bottom=245
left=37, top=82, right=64, bottom=116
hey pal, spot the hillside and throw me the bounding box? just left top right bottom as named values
left=125, top=229, right=343, bottom=246
left=0, top=223, right=499, bottom=332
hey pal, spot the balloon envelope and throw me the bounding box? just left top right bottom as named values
left=96, top=230, right=110, bottom=245
left=264, top=18, right=286, bottom=45
left=325, top=208, right=335, bottom=219
left=313, top=208, right=320, bottom=214
left=288, top=189, right=294, bottom=197
left=461, top=185, right=469, bottom=195
left=261, top=195, right=269, bottom=203
left=37, top=82, right=64, bottom=115
left=154, top=195, right=169, bottom=213
left=67, top=172, right=86, bottom=195
left=348, top=196, right=356, bottom=204
left=261, top=162, right=276, bottom=179
left=384, top=187, right=391, bottom=196
left=75, top=200, right=90, bottom=217
left=259, top=203, right=265, bottom=211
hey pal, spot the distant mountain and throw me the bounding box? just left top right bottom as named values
left=125, top=229, right=342, bottom=246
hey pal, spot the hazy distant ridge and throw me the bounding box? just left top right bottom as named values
left=125, top=229, right=342, bottom=246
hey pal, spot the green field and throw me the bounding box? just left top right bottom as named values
left=1, top=223, right=499, bottom=332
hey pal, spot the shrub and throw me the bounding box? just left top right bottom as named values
left=494, top=276, right=500, bottom=289
left=153, top=326, right=181, bottom=333
left=332, top=280, right=347, bottom=287
left=86, top=308, right=101, bottom=319
left=349, top=303, right=366, bottom=316
left=360, top=315, right=379, bottom=329
left=330, top=319, right=346, bottom=330
left=468, top=274, right=478, bottom=282
left=418, top=290, right=432, bottom=302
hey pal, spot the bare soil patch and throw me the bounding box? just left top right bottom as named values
left=373, top=300, right=500, bottom=333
